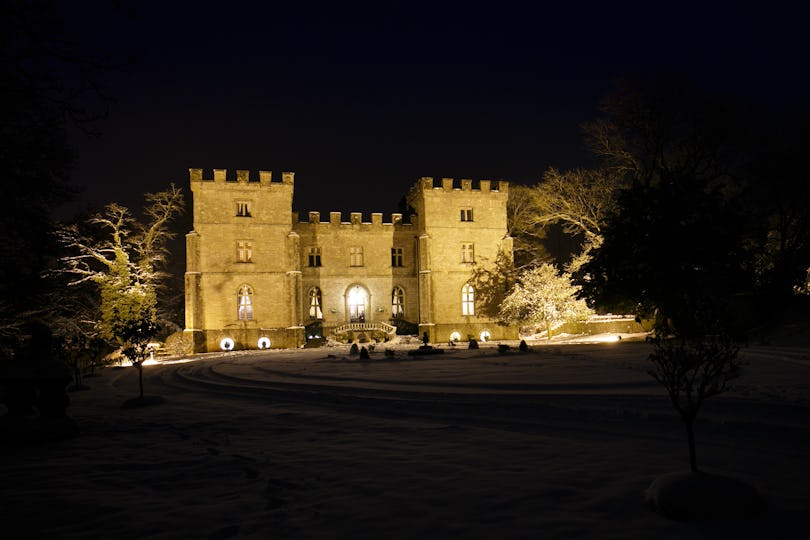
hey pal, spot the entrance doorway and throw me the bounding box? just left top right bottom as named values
left=347, top=285, right=368, bottom=322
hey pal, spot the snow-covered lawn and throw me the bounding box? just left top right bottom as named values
left=2, top=337, right=808, bottom=539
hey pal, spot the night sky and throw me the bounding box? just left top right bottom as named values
left=63, top=1, right=808, bottom=219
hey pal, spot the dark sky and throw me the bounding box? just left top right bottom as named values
left=63, top=1, right=809, bottom=218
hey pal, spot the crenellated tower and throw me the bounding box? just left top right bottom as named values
left=184, top=168, right=304, bottom=351
left=406, top=177, right=515, bottom=343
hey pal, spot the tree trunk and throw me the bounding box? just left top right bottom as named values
left=685, top=418, right=698, bottom=472
left=546, top=318, right=552, bottom=341
left=138, top=364, right=144, bottom=399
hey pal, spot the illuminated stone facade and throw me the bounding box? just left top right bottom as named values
left=184, top=169, right=517, bottom=352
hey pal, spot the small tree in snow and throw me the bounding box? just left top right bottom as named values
left=499, top=264, right=592, bottom=340
left=114, top=309, right=158, bottom=400
left=647, top=335, right=742, bottom=472
left=56, top=185, right=184, bottom=400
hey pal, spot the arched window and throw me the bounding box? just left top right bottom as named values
left=461, top=283, right=475, bottom=316
left=347, top=285, right=367, bottom=322
left=309, top=287, right=323, bottom=319
left=391, top=287, right=404, bottom=318
left=237, top=284, right=254, bottom=320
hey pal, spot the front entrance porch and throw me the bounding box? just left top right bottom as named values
left=329, top=322, right=397, bottom=343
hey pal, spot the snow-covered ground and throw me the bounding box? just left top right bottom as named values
left=2, top=336, right=808, bottom=539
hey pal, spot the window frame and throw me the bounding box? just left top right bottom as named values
left=235, top=200, right=252, bottom=217
left=237, top=284, right=254, bottom=321
left=308, top=287, right=323, bottom=319
left=350, top=246, right=364, bottom=267
left=461, top=283, right=475, bottom=316
left=461, top=242, right=475, bottom=263
left=236, top=240, right=252, bottom=263
left=391, top=247, right=404, bottom=267
left=391, top=286, right=405, bottom=318
left=308, top=246, right=322, bottom=267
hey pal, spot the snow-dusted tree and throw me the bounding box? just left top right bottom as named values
left=56, top=185, right=184, bottom=400
left=499, top=264, right=592, bottom=340
left=45, top=279, right=110, bottom=388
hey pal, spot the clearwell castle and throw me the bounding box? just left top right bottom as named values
left=183, top=168, right=518, bottom=352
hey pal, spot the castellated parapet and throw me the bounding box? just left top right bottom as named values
left=184, top=167, right=517, bottom=353
left=297, top=211, right=410, bottom=228
left=409, top=176, right=509, bottom=195
left=189, top=168, right=294, bottom=185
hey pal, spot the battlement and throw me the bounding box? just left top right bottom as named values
left=189, top=168, right=294, bottom=185
left=295, top=211, right=411, bottom=228
left=410, top=176, right=508, bottom=195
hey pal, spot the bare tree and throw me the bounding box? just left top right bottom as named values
left=516, top=168, right=626, bottom=273
left=647, top=336, right=742, bottom=472
left=56, top=185, right=184, bottom=401
left=507, top=184, right=550, bottom=268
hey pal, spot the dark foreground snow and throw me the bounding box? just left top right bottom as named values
left=1, top=339, right=808, bottom=539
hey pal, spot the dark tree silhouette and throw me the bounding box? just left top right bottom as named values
left=0, top=1, right=118, bottom=343
left=744, top=108, right=810, bottom=301
left=579, top=75, right=752, bottom=476
left=582, top=177, right=748, bottom=336
left=580, top=74, right=755, bottom=334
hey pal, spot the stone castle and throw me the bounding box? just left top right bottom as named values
left=183, top=168, right=517, bottom=352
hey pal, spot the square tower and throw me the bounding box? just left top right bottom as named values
left=406, top=177, right=517, bottom=343
left=184, top=169, right=304, bottom=351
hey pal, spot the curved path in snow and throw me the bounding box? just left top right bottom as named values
left=130, top=342, right=810, bottom=440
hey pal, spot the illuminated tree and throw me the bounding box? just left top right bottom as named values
left=506, top=184, right=550, bottom=267
left=499, top=264, right=592, bottom=340
left=57, top=186, right=184, bottom=401
left=508, top=165, right=626, bottom=274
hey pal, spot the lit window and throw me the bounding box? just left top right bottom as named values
left=462, top=283, right=475, bottom=315
left=391, top=247, right=404, bottom=267
left=350, top=246, right=364, bottom=267
left=236, top=201, right=251, bottom=217
left=391, top=287, right=404, bottom=318
left=308, top=247, right=322, bottom=267
left=461, top=243, right=475, bottom=263
left=347, top=285, right=367, bottom=322
left=308, top=287, right=323, bottom=319
left=460, top=208, right=473, bottom=222
left=237, top=284, right=254, bottom=320
left=237, top=240, right=252, bottom=263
